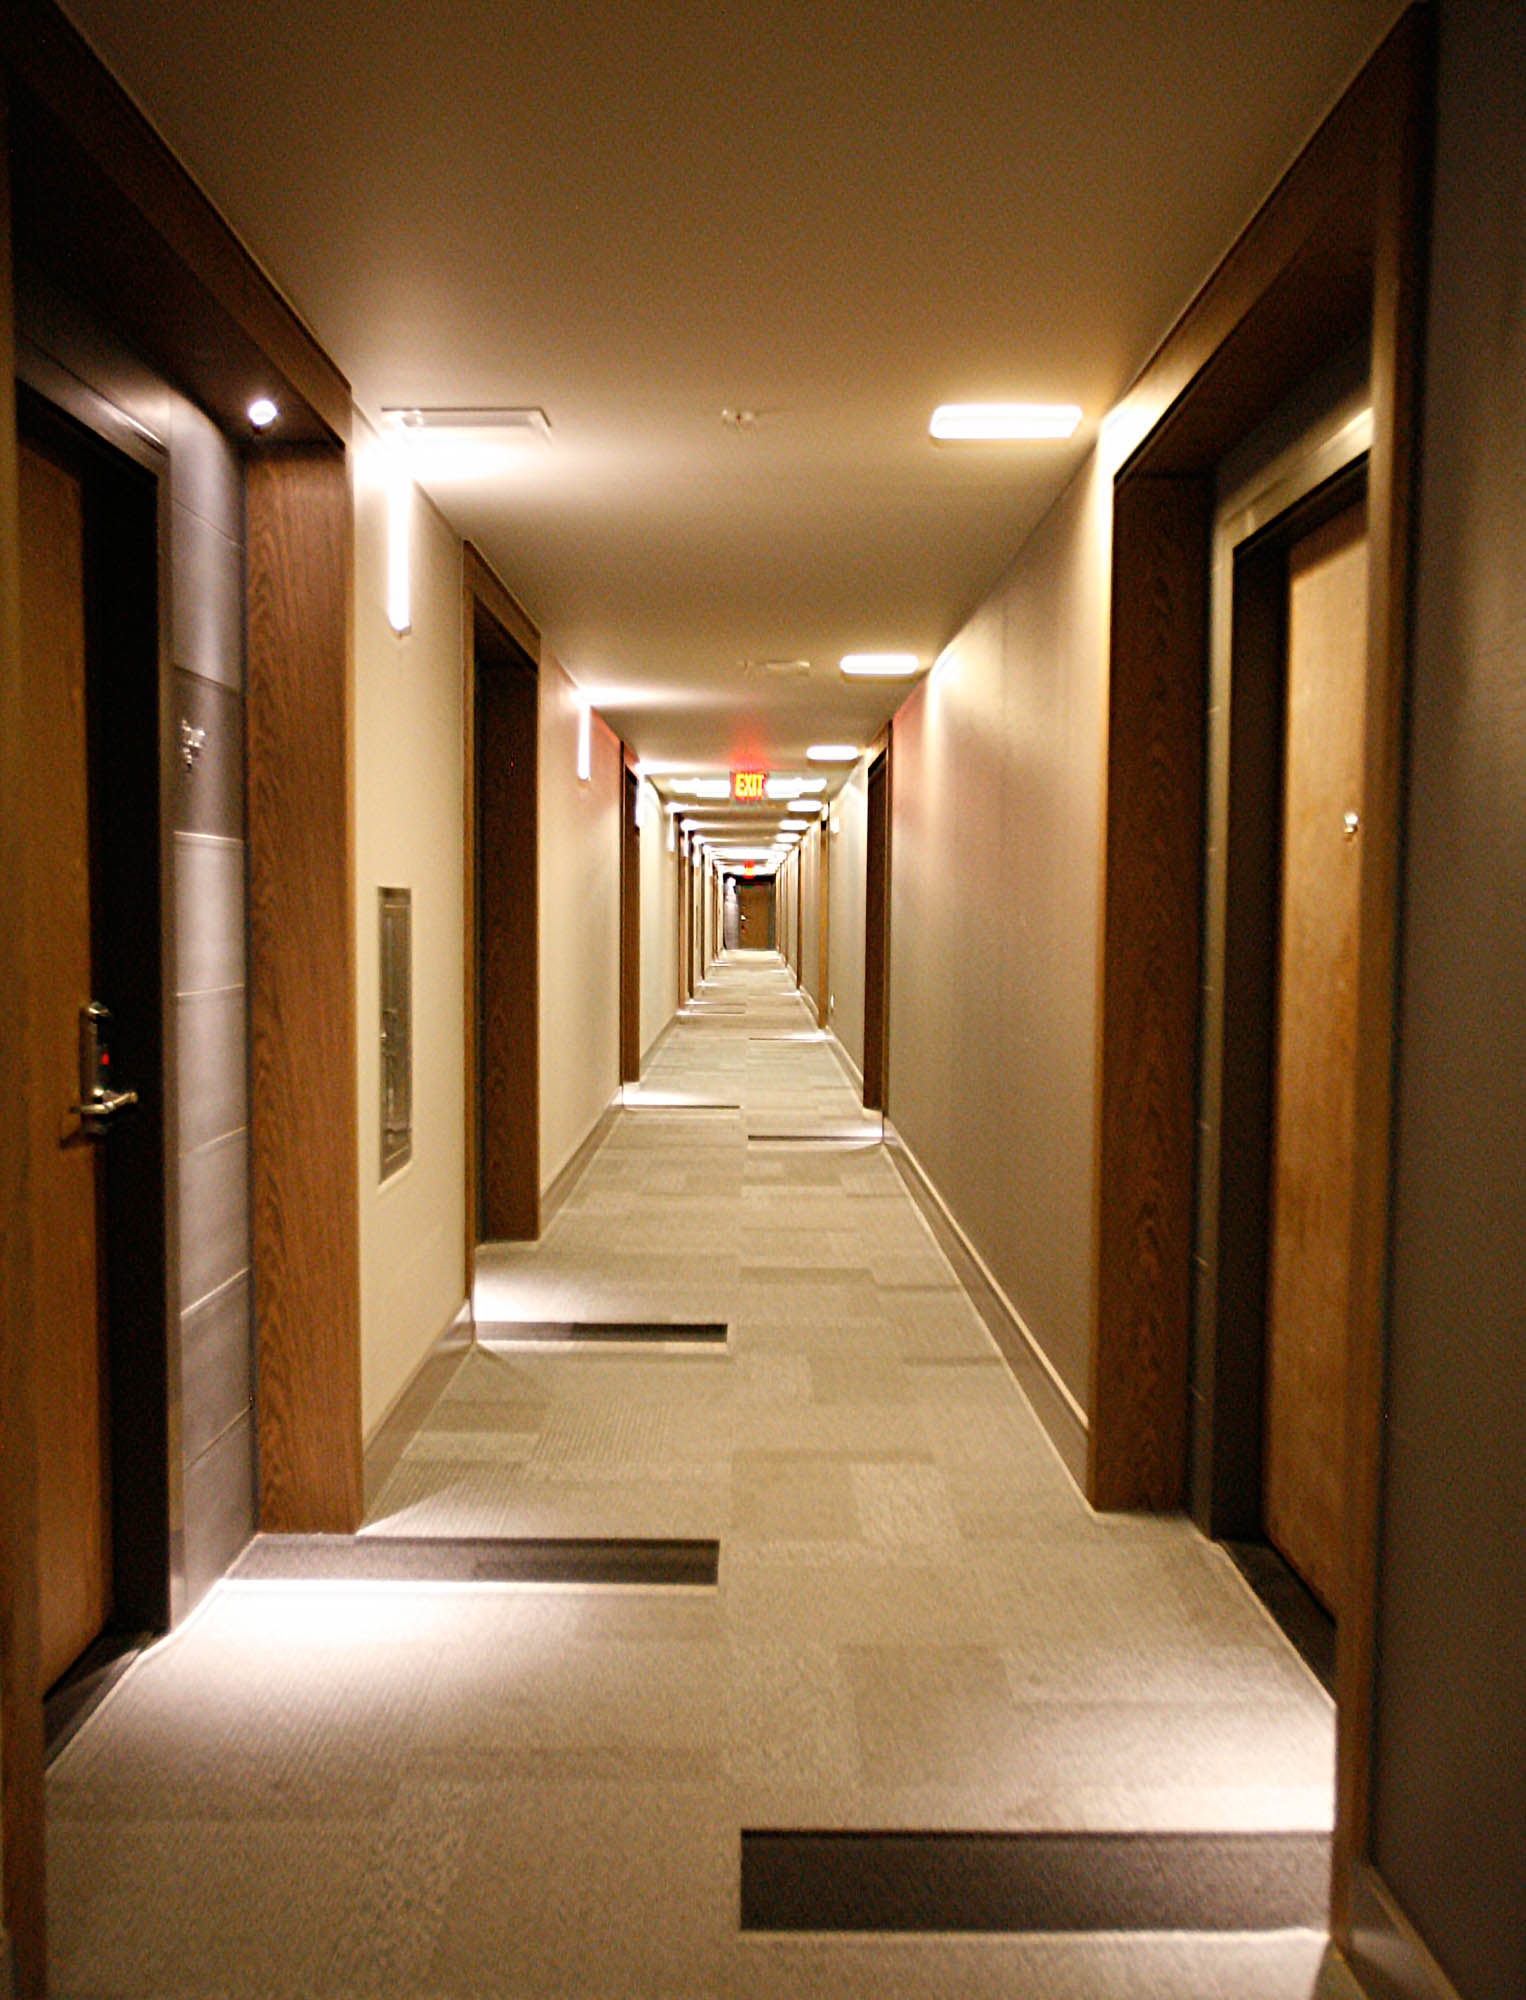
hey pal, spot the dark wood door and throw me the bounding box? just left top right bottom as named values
left=737, top=878, right=772, bottom=947
left=22, top=441, right=112, bottom=1691
left=476, top=630, right=539, bottom=1241
left=1264, top=501, right=1368, bottom=1614
left=863, top=750, right=889, bottom=1111
left=620, top=763, right=640, bottom=1081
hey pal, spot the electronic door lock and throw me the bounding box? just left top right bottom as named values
left=74, top=1002, right=138, bottom=1136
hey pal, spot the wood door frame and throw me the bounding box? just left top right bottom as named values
left=463, top=544, right=541, bottom=1257
left=862, top=743, right=891, bottom=1113
left=619, top=754, right=641, bottom=1082
left=815, top=818, right=831, bottom=1027
left=1089, top=3, right=1433, bottom=1946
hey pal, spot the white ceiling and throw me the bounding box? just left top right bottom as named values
left=62, top=0, right=1402, bottom=791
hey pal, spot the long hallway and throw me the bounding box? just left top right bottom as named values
left=47, top=955, right=1338, bottom=1997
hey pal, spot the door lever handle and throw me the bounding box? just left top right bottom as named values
left=74, top=1087, right=139, bottom=1136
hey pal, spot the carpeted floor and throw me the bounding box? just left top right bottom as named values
left=47, top=952, right=1345, bottom=1998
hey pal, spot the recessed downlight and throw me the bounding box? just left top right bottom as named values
left=930, top=402, right=1082, bottom=441
left=841, top=653, right=919, bottom=678
left=806, top=744, right=861, bottom=764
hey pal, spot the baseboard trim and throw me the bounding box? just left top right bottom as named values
left=884, top=1121, right=1089, bottom=1494
left=824, top=1030, right=863, bottom=1090
left=540, top=1090, right=621, bottom=1227
left=362, top=1306, right=474, bottom=1512
left=640, top=1009, right=681, bottom=1069
left=1346, top=1863, right=1466, bottom=2000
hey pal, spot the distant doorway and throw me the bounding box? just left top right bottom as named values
left=620, top=760, right=640, bottom=1082
left=470, top=591, right=539, bottom=1243
left=862, top=748, right=890, bottom=1112
left=736, top=877, right=773, bottom=948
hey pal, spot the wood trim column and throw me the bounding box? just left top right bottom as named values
left=0, top=71, right=46, bottom=2000
left=1090, top=474, right=1211, bottom=1511
left=816, top=817, right=830, bottom=1028
left=619, top=757, right=640, bottom=1082
left=246, top=446, right=361, bottom=1532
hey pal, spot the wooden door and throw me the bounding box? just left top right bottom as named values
left=476, top=627, right=539, bottom=1241
left=22, top=441, right=112, bottom=1691
left=1264, top=501, right=1368, bottom=1613
left=737, top=878, right=772, bottom=947
left=863, top=750, right=889, bottom=1111
left=620, top=763, right=640, bottom=1081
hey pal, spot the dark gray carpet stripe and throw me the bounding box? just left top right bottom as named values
left=229, top=1534, right=719, bottom=1587
left=739, top=1829, right=1331, bottom=1933
left=475, top=1320, right=728, bottom=1345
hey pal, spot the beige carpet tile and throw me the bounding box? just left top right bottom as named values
left=46, top=953, right=1337, bottom=1999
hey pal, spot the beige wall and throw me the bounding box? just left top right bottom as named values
left=353, top=431, right=468, bottom=1436
left=827, top=760, right=869, bottom=1078
left=539, top=657, right=621, bottom=1186
left=637, top=778, right=678, bottom=1058
left=886, top=452, right=1110, bottom=1415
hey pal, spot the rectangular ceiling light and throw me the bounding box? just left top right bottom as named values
left=383, top=406, right=551, bottom=436
left=806, top=744, right=861, bottom=764
left=671, top=777, right=732, bottom=799
left=841, top=653, right=920, bottom=677
left=929, top=403, right=1082, bottom=441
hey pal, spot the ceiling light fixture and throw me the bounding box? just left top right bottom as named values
left=779, top=819, right=809, bottom=832
left=670, top=777, right=732, bottom=800
left=383, top=406, right=551, bottom=436
left=840, top=653, right=919, bottom=678
left=806, top=744, right=861, bottom=764
left=929, top=402, right=1082, bottom=441
left=248, top=396, right=279, bottom=430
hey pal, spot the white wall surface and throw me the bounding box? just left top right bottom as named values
left=827, top=760, right=869, bottom=1078
left=638, top=778, right=678, bottom=1058
left=353, top=432, right=467, bottom=1436
left=539, top=655, right=621, bottom=1187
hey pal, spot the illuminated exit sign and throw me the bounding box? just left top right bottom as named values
left=732, top=769, right=767, bottom=802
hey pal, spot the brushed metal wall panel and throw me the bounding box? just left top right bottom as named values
left=178, top=1128, right=249, bottom=1314
left=175, top=833, right=245, bottom=997
left=180, top=1271, right=252, bottom=1464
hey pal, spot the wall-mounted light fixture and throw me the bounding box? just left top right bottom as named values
left=386, top=448, right=412, bottom=636
left=248, top=396, right=279, bottom=431
left=576, top=697, right=592, bottom=783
